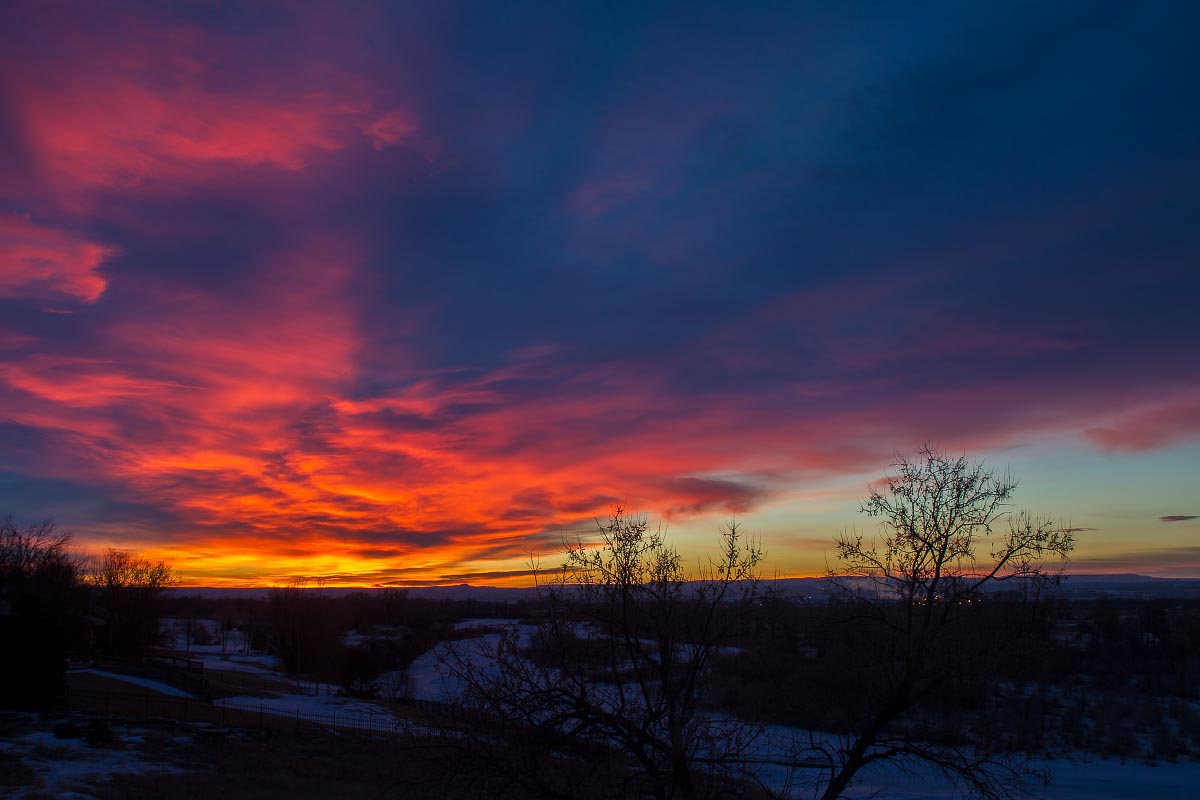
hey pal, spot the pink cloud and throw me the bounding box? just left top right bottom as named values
left=0, top=213, right=116, bottom=302
left=1086, top=397, right=1200, bottom=451
left=113, top=237, right=364, bottom=412
left=1, top=8, right=417, bottom=203
left=363, top=110, right=419, bottom=150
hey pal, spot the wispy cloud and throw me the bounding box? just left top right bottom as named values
left=0, top=214, right=116, bottom=303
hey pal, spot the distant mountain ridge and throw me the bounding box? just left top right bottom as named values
left=1054, top=573, right=1200, bottom=599
left=174, top=573, right=1200, bottom=601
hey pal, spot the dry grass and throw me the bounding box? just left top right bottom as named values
left=67, top=661, right=299, bottom=702
left=201, top=668, right=297, bottom=699
left=2, top=711, right=456, bottom=800
left=0, top=747, right=39, bottom=789
left=67, top=670, right=187, bottom=699
left=88, top=728, right=522, bottom=800
left=0, top=709, right=632, bottom=800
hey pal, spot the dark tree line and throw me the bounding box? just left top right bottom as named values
left=0, top=519, right=85, bottom=707
left=88, top=548, right=177, bottom=656
left=156, top=584, right=530, bottom=697
left=0, top=519, right=177, bottom=709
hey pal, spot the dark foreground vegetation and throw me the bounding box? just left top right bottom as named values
left=4, top=447, right=1199, bottom=799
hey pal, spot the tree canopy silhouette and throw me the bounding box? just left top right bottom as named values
left=806, top=445, right=1075, bottom=800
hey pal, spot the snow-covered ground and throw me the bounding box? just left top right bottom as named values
left=834, top=755, right=1200, bottom=799
left=704, top=721, right=1200, bottom=799
left=407, top=637, right=489, bottom=701
left=1028, top=757, right=1200, bottom=800
left=409, top=621, right=538, bottom=701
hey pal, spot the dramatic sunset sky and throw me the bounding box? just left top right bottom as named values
left=1, top=2, right=1197, bottom=586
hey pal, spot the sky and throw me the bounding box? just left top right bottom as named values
left=1, top=1, right=1197, bottom=586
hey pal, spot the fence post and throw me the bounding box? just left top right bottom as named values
left=367, top=715, right=371, bottom=742
left=259, top=703, right=263, bottom=731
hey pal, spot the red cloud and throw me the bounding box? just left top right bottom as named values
left=0, top=213, right=116, bottom=302
left=1, top=6, right=417, bottom=202
left=108, top=244, right=361, bottom=413
left=0, top=355, right=180, bottom=408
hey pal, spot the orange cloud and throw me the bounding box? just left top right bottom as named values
left=0, top=355, right=188, bottom=408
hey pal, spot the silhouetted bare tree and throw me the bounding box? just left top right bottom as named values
left=799, top=446, right=1074, bottom=800
left=0, top=517, right=85, bottom=706
left=441, top=509, right=772, bottom=799
left=87, top=548, right=177, bottom=656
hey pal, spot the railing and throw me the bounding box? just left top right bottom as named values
left=146, top=649, right=206, bottom=673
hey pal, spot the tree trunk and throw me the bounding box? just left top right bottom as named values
left=671, top=751, right=697, bottom=800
